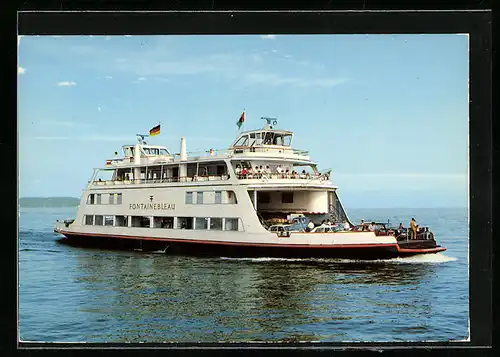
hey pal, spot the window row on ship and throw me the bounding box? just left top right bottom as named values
left=83, top=215, right=240, bottom=231
left=93, top=160, right=320, bottom=185
left=86, top=191, right=238, bottom=206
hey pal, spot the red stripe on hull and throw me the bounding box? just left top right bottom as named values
left=55, top=229, right=397, bottom=249
left=397, top=247, right=447, bottom=254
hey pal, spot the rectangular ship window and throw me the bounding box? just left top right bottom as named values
left=227, top=191, right=237, bottom=204
left=104, top=215, right=113, bottom=226
left=117, top=193, right=122, bottom=204
left=109, top=194, right=115, bottom=205
left=224, top=218, right=239, bottom=231
left=96, top=194, right=102, bottom=204
left=210, top=217, right=223, bottom=230
left=195, top=217, right=208, bottom=230
left=178, top=217, right=193, bottom=229
left=154, top=217, right=174, bottom=228
left=115, top=215, right=128, bottom=227
left=215, top=191, right=222, bottom=204
left=196, top=192, right=204, bottom=204
left=94, top=215, right=103, bottom=225
left=282, top=192, right=294, bottom=203
left=185, top=192, right=193, bottom=204
left=132, top=216, right=151, bottom=228
left=84, top=215, right=93, bottom=225
left=87, top=194, right=95, bottom=205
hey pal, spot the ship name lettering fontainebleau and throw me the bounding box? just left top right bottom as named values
left=129, top=203, right=176, bottom=210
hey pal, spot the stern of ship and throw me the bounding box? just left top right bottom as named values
left=394, top=229, right=447, bottom=256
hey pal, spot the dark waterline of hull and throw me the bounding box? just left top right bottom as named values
left=56, top=234, right=443, bottom=260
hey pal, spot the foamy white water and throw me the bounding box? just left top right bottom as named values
left=220, top=253, right=457, bottom=264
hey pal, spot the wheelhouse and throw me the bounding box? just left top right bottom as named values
left=231, top=129, right=294, bottom=148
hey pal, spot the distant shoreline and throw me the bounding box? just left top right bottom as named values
left=18, top=196, right=467, bottom=210
left=19, top=197, right=80, bottom=207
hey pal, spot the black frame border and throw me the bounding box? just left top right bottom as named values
left=13, top=9, right=493, bottom=353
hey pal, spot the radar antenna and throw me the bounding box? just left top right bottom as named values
left=261, top=117, right=278, bottom=129
left=136, top=134, right=149, bottom=145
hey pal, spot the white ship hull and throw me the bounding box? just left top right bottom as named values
left=54, top=120, right=446, bottom=258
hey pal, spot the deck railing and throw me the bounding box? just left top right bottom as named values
left=91, top=172, right=330, bottom=186
left=230, top=146, right=309, bottom=156
left=237, top=173, right=329, bottom=181
left=91, top=175, right=231, bottom=186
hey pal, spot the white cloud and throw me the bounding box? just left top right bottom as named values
left=79, top=135, right=133, bottom=142
left=336, top=173, right=467, bottom=180
left=42, top=120, right=91, bottom=127
left=18, top=66, right=26, bottom=75
left=103, top=76, right=113, bottom=80
left=35, top=136, right=71, bottom=140
left=252, top=54, right=263, bottom=62
left=297, top=77, right=349, bottom=88
left=70, top=45, right=97, bottom=55
left=241, top=72, right=348, bottom=88
left=82, top=44, right=345, bottom=89
left=260, top=35, right=276, bottom=40
left=57, top=81, right=77, bottom=87
left=153, top=77, right=169, bottom=82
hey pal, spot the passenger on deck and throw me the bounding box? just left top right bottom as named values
left=343, top=220, right=350, bottom=231
left=368, top=222, right=376, bottom=231
left=300, top=170, right=307, bottom=179
left=235, top=165, right=242, bottom=177
left=326, top=219, right=332, bottom=225
left=410, top=218, right=417, bottom=239
left=276, top=165, right=283, bottom=177
left=306, top=220, right=314, bottom=232
left=241, top=167, right=248, bottom=178
left=261, top=166, right=269, bottom=179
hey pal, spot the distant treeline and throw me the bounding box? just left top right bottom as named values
left=19, top=197, right=80, bottom=207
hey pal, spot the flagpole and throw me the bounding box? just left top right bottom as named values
left=243, top=108, right=246, bottom=131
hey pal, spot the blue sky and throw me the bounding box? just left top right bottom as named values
left=18, top=34, right=469, bottom=208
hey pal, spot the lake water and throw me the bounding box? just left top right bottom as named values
left=18, top=207, right=469, bottom=343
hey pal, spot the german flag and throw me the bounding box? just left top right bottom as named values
left=149, top=124, right=160, bottom=136
left=236, top=111, right=245, bottom=129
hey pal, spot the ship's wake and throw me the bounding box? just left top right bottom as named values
left=220, top=253, right=457, bottom=264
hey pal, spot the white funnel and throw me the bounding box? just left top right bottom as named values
left=134, top=143, right=141, bottom=164
left=180, top=137, right=187, bottom=161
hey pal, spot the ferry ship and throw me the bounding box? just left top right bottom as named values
left=54, top=117, right=446, bottom=259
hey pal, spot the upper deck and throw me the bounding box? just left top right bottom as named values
left=91, top=118, right=331, bottom=188
left=104, top=118, right=310, bottom=169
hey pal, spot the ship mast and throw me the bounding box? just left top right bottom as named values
left=261, top=117, right=278, bottom=130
